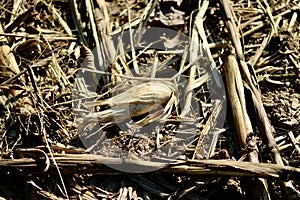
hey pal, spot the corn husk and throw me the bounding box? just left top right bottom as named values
left=82, top=81, right=176, bottom=124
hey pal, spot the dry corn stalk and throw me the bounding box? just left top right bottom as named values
left=82, top=81, right=177, bottom=126
left=0, top=24, right=34, bottom=114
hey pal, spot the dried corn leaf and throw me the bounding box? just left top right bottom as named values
left=82, top=81, right=176, bottom=124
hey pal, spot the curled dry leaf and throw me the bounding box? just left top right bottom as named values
left=161, top=31, right=182, bottom=49
left=82, top=81, right=177, bottom=125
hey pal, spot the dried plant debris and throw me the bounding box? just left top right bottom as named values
left=0, top=0, right=300, bottom=199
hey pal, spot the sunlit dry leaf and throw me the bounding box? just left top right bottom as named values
left=82, top=81, right=176, bottom=125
